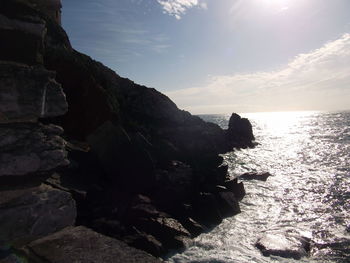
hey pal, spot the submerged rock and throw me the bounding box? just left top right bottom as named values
left=256, top=231, right=311, bottom=259
left=21, top=226, right=161, bottom=263
left=240, top=172, right=272, bottom=181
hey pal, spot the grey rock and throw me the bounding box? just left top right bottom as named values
left=22, top=226, right=162, bottom=263
left=0, top=123, right=69, bottom=176
left=256, top=230, right=311, bottom=259
left=0, top=62, right=67, bottom=123
left=0, top=184, right=76, bottom=247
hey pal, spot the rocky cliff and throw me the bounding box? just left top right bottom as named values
left=0, top=0, right=255, bottom=262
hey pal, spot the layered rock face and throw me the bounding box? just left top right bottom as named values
left=0, top=1, right=75, bottom=256
left=0, top=1, right=161, bottom=262
left=0, top=0, right=256, bottom=261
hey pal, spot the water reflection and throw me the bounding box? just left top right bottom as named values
left=168, top=111, right=350, bottom=263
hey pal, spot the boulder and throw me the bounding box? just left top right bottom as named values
left=124, top=231, right=163, bottom=257
left=240, top=172, right=272, bottom=181
left=0, top=62, right=68, bottom=123
left=224, top=179, right=246, bottom=200
left=0, top=123, right=69, bottom=176
left=215, top=191, right=241, bottom=217
left=227, top=113, right=255, bottom=146
left=21, top=226, right=161, bottom=263
left=256, top=231, right=311, bottom=259
left=192, top=193, right=222, bottom=227
left=126, top=202, right=190, bottom=252
left=0, top=184, right=76, bottom=247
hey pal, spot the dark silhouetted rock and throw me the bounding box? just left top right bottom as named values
left=192, top=193, right=222, bottom=227
left=0, top=13, right=45, bottom=65
left=240, top=172, right=272, bottom=181
left=227, top=113, right=255, bottom=147
left=87, top=121, right=155, bottom=192
left=224, top=179, right=246, bottom=201
left=154, top=161, right=193, bottom=204
left=215, top=191, right=241, bottom=217
left=22, top=226, right=161, bottom=263
left=0, top=184, right=76, bottom=246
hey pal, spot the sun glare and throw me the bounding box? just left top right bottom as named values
left=259, top=0, right=291, bottom=10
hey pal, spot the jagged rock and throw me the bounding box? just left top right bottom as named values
left=240, top=172, right=272, bottom=181
left=0, top=184, right=76, bottom=247
left=126, top=202, right=190, bottom=252
left=224, top=178, right=246, bottom=201
left=227, top=113, right=255, bottom=147
left=215, top=191, right=241, bottom=217
left=0, top=123, right=69, bottom=176
left=0, top=13, right=46, bottom=65
left=22, top=226, right=161, bottom=263
left=192, top=193, right=222, bottom=227
left=256, top=230, right=311, bottom=259
left=0, top=62, right=67, bottom=123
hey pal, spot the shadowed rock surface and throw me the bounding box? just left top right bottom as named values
left=0, top=184, right=76, bottom=247
left=0, top=123, right=69, bottom=176
left=22, top=226, right=162, bottom=263
left=0, top=62, right=67, bottom=122
left=0, top=0, right=256, bottom=260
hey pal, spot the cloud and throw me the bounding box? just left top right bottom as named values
left=157, top=0, right=207, bottom=19
left=166, top=33, right=350, bottom=114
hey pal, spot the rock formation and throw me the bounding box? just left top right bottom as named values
left=0, top=0, right=256, bottom=261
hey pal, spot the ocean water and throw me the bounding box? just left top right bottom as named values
left=167, top=111, right=350, bottom=263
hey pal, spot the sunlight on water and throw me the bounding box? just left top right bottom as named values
left=168, top=111, right=350, bottom=263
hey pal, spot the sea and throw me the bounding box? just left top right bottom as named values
left=167, top=111, right=350, bottom=263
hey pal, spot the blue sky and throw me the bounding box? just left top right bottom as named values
left=62, top=0, right=350, bottom=113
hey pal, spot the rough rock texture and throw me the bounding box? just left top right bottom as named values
left=0, top=62, right=67, bottom=123
left=0, top=0, right=257, bottom=260
left=22, top=226, right=162, bottom=263
left=0, top=123, right=69, bottom=176
left=0, top=184, right=76, bottom=247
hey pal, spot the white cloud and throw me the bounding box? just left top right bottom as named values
left=157, top=0, right=207, bottom=19
left=166, top=33, right=350, bottom=114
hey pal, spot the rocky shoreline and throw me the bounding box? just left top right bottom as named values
left=0, top=1, right=255, bottom=262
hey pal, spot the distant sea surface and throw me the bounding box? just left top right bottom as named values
left=167, top=111, right=350, bottom=263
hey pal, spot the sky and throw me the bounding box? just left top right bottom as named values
left=62, top=0, right=350, bottom=114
